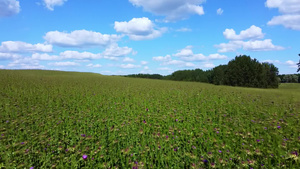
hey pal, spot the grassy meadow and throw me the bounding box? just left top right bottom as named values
left=0, top=69, right=299, bottom=168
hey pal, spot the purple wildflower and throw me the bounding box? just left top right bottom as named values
left=21, top=142, right=24, bottom=145
left=174, top=148, right=177, bottom=151
left=30, top=167, right=34, bottom=169
left=143, top=120, right=146, bottom=124
left=277, top=126, right=281, bottom=129
left=65, top=149, right=69, bottom=152
left=203, top=159, right=208, bottom=163
left=166, top=135, right=169, bottom=139
left=264, top=127, right=267, bottom=130
left=82, top=155, right=88, bottom=160
left=256, top=139, right=260, bottom=142
left=176, top=119, right=178, bottom=122
left=192, top=146, right=196, bottom=149
left=216, top=131, right=219, bottom=134
left=219, top=150, right=222, bottom=153
left=81, top=134, right=86, bottom=137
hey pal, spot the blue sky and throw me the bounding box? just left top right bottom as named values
left=0, top=0, right=299, bottom=75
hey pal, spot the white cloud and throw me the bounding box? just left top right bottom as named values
left=223, top=25, right=265, bottom=40
left=217, top=8, right=223, bottom=15
left=216, top=26, right=284, bottom=52
left=7, top=57, right=45, bottom=69
left=0, top=52, right=21, bottom=60
left=242, top=39, right=284, bottom=51
left=114, top=17, right=167, bottom=40
left=102, top=44, right=134, bottom=57
left=32, top=53, right=60, bottom=60
left=203, top=63, right=215, bottom=68
left=60, top=51, right=100, bottom=60
left=43, top=0, right=67, bottom=11
left=44, top=30, right=121, bottom=48
left=153, top=54, right=172, bottom=62
left=173, top=46, right=227, bottom=61
left=129, top=0, right=205, bottom=21
left=176, top=28, right=192, bottom=32
left=268, top=14, right=300, bottom=30
left=163, top=59, right=196, bottom=67
left=265, top=0, right=300, bottom=30
left=215, top=39, right=284, bottom=52
left=48, top=61, right=80, bottom=67
left=31, top=43, right=134, bottom=61
left=285, top=60, right=298, bottom=68
left=144, top=66, right=149, bottom=70
left=0, top=65, right=4, bottom=69
left=86, top=64, right=102, bottom=68
left=120, top=64, right=141, bottom=69
left=141, top=61, right=148, bottom=65
left=265, top=0, right=300, bottom=14
left=0, top=41, right=53, bottom=53
left=0, top=0, right=20, bottom=17
left=215, top=41, right=242, bottom=53
left=123, top=57, right=135, bottom=62
left=208, top=53, right=227, bottom=60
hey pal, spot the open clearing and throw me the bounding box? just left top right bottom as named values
left=0, top=70, right=299, bottom=168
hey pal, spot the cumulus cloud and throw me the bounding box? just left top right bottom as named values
left=44, top=30, right=121, bottom=48
left=215, top=39, right=284, bottom=52
left=43, top=0, right=67, bottom=11
left=216, top=26, right=284, bottom=52
left=129, top=0, right=205, bottom=21
left=7, top=57, right=45, bottom=69
left=114, top=17, right=167, bottom=40
left=102, top=44, right=134, bottom=57
left=153, top=54, right=195, bottom=67
left=217, top=8, right=223, bottom=15
left=48, top=61, right=80, bottom=67
left=120, top=64, right=141, bottom=69
left=153, top=46, right=227, bottom=68
left=0, top=0, right=20, bottom=17
left=141, top=61, right=148, bottom=65
left=153, top=55, right=172, bottom=62
left=31, top=43, right=134, bottom=61
left=203, top=63, right=215, bottom=68
left=265, top=0, right=300, bottom=14
left=285, top=60, right=298, bottom=68
left=268, top=14, right=300, bottom=30
left=0, top=41, right=53, bottom=53
left=123, top=57, right=135, bottom=62
left=266, top=0, right=300, bottom=30
left=31, top=53, right=60, bottom=60
left=173, top=46, right=227, bottom=61
left=242, top=39, right=284, bottom=51
left=86, top=64, right=102, bottom=68
left=223, top=25, right=265, bottom=40
left=0, top=52, right=21, bottom=60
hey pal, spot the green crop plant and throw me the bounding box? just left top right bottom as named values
left=0, top=70, right=299, bottom=168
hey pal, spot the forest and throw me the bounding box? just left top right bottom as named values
left=125, top=55, right=288, bottom=88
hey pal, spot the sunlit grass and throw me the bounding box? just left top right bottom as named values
left=0, top=70, right=299, bottom=168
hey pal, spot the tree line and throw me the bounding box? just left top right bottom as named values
left=125, top=55, right=299, bottom=88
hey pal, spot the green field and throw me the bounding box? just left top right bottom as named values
left=0, top=70, right=299, bottom=168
